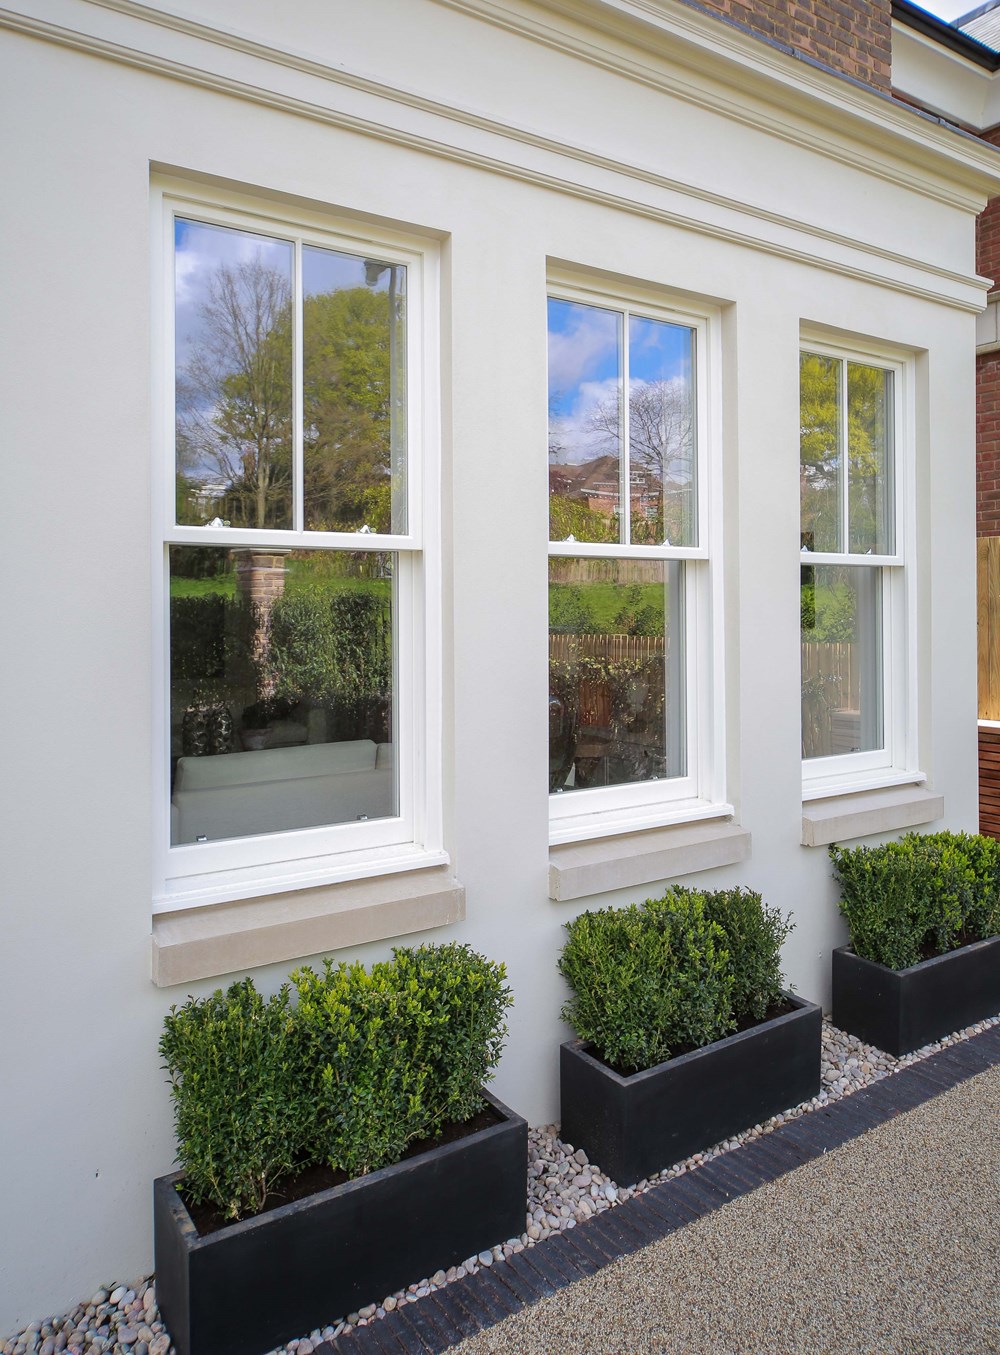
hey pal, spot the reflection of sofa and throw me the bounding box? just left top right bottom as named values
left=171, top=739, right=395, bottom=844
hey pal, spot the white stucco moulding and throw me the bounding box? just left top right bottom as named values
left=3, top=0, right=1000, bottom=313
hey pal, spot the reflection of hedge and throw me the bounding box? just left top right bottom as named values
left=267, top=588, right=391, bottom=712
left=170, top=587, right=391, bottom=717
left=170, top=595, right=229, bottom=682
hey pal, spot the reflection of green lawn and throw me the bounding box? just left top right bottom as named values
left=549, top=582, right=665, bottom=634
left=170, top=561, right=391, bottom=599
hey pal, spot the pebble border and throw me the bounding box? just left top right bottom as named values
left=3, top=1011, right=998, bottom=1355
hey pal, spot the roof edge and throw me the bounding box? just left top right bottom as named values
left=892, top=0, right=1000, bottom=70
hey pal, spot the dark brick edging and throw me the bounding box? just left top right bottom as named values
left=318, top=1024, right=1000, bottom=1355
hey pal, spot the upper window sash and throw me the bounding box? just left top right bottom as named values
left=799, top=347, right=898, bottom=561
left=163, top=198, right=422, bottom=549
left=547, top=287, right=708, bottom=558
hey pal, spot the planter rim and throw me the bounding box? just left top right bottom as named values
left=562, top=990, right=819, bottom=1086
left=834, top=933, right=1000, bottom=978
left=157, top=1087, right=524, bottom=1249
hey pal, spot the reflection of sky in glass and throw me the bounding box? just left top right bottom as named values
left=628, top=316, right=691, bottom=387
left=174, top=219, right=292, bottom=371
left=547, top=299, right=692, bottom=467
left=303, top=246, right=395, bottom=298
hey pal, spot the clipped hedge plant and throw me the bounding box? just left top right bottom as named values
left=160, top=943, right=512, bottom=1222
left=159, top=980, right=308, bottom=1221
left=831, top=830, right=1000, bottom=971
left=558, top=886, right=792, bottom=1074
left=292, top=943, right=511, bottom=1180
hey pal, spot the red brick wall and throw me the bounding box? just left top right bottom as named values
left=684, top=0, right=892, bottom=91
left=978, top=356, right=1000, bottom=537
left=976, top=127, right=1000, bottom=292
left=977, top=127, right=1000, bottom=539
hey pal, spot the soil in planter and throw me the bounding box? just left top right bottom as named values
left=592, top=997, right=798, bottom=1077
left=182, top=1102, right=504, bottom=1237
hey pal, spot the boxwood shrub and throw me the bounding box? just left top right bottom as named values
left=160, top=943, right=511, bottom=1222
left=558, top=886, right=792, bottom=1074
left=831, top=830, right=1000, bottom=970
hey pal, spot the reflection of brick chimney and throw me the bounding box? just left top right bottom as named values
left=234, top=551, right=289, bottom=701
left=233, top=551, right=289, bottom=604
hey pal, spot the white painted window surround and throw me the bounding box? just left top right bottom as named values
left=151, top=182, right=452, bottom=961
left=800, top=335, right=923, bottom=809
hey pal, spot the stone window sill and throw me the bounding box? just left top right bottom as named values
left=548, top=817, right=751, bottom=902
left=800, top=785, right=944, bottom=848
left=151, top=866, right=465, bottom=986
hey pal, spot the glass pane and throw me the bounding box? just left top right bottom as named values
left=801, top=564, right=883, bottom=760
left=848, top=363, right=893, bottom=555
left=628, top=316, right=696, bottom=546
left=548, top=299, right=623, bottom=544
left=174, top=219, right=293, bottom=530
left=303, top=247, right=406, bottom=535
left=800, top=352, right=842, bottom=554
left=549, top=558, right=684, bottom=793
left=169, top=546, right=396, bottom=844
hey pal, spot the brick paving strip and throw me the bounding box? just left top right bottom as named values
left=317, top=1023, right=1000, bottom=1355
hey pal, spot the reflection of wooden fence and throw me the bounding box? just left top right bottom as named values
left=800, top=643, right=860, bottom=709
left=549, top=634, right=665, bottom=730
left=800, top=642, right=859, bottom=760
left=978, top=537, right=1000, bottom=721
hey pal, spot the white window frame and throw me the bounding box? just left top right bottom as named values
left=547, top=272, right=727, bottom=845
left=151, top=180, right=444, bottom=911
left=800, top=335, right=920, bottom=801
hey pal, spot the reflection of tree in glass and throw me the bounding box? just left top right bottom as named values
left=178, top=260, right=396, bottom=533
left=800, top=353, right=840, bottom=552
left=847, top=364, right=889, bottom=553
left=590, top=380, right=693, bottom=544
left=178, top=258, right=294, bottom=530
left=304, top=287, right=395, bottom=533
left=800, top=355, right=889, bottom=554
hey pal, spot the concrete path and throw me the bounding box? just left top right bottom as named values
left=451, top=1064, right=1000, bottom=1355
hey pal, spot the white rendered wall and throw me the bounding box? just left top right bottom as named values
left=0, top=0, right=991, bottom=1333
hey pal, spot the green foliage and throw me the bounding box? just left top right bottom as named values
left=549, top=585, right=597, bottom=634
left=830, top=831, right=1000, bottom=970
left=558, top=891, right=735, bottom=1074
left=291, top=959, right=433, bottom=1180
left=612, top=585, right=665, bottom=638
left=159, top=981, right=306, bottom=1221
left=267, top=586, right=391, bottom=734
left=672, top=886, right=792, bottom=1023
left=548, top=494, right=618, bottom=544
left=291, top=944, right=511, bottom=1179
left=161, top=946, right=512, bottom=1223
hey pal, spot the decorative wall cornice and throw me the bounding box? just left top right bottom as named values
left=0, top=0, right=995, bottom=311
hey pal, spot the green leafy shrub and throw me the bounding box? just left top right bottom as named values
left=160, top=945, right=511, bottom=1223
left=830, top=831, right=1000, bottom=970
left=159, top=980, right=306, bottom=1221
left=292, top=944, right=511, bottom=1178
left=558, top=890, right=734, bottom=1074
left=688, top=886, right=792, bottom=1023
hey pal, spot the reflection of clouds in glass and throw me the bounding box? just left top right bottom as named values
left=304, top=245, right=393, bottom=298
left=174, top=219, right=291, bottom=365
left=629, top=315, right=692, bottom=385
left=547, top=299, right=619, bottom=405
left=549, top=376, right=619, bottom=465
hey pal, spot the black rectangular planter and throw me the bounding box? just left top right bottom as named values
left=832, top=934, right=1000, bottom=1057
left=154, top=1090, right=527, bottom=1355
left=559, top=993, right=822, bottom=1187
